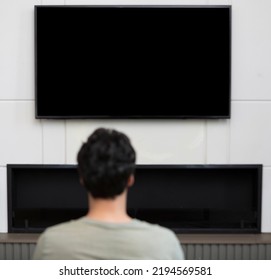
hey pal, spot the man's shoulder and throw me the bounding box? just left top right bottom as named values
left=131, top=220, right=184, bottom=259
left=41, top=218, right=83, bottom=237
left=132, top=219, right=177, bottom=239
left=40, top=218, right=177, bottom=241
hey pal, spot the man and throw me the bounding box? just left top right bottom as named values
left=33, top=128, right=184, bottom=259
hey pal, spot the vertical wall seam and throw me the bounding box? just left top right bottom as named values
left=227, top=119, right=231, bottom=163
left=64, top=120, right=67, bottom=164
left=41, top=120, right=44, bottom=164
left=205, top=120, right=208, bottom=164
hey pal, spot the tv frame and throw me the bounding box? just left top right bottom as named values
left=34, top=5, right=232, bottom=120
left=7, top=164, right=262, bottom=233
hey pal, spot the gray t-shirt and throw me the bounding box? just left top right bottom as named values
left=33, top=217, right=185, bottom=260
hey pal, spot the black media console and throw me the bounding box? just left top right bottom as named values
left=7, top=164, right=262, bottom=233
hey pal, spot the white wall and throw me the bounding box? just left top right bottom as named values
left=1, top=0, right=271, bottom=233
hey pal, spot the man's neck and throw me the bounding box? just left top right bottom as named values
left=86, top=191, right=132, bottom=223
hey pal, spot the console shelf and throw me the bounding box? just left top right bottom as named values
left=7, top=164, right=262, bottom=233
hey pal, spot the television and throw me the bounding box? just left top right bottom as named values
left=34, top=5, right=231, bottom=119
left=8, top=164, right=261, bottom=233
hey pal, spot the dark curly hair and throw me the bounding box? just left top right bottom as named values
left=77, top=128, right=136, bottom=199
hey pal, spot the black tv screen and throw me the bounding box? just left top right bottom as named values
left=35, top=6, right=231, bottom=119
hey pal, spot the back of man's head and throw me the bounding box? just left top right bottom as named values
left=77, top=128, right=136, bottom=199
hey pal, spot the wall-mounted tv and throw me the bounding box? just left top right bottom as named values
left=35, top=5, right=231, bottom=119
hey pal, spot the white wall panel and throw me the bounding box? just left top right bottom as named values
left=0, top=0, right=40, bottom=100
left=206, top=120, right=229, bottom=164
left=42, top=120, right=66, bottom=164
left=262, top=168, right=271, bottom=232
left=123, top=121, right=205, bottom=164
left=66, top=120, right=206, bottom=164
left=0, top=168, right=7, bottom=233
left=42, top=0, right=65, bottom=4
left=208, top=0, right=231, bottom=4
left=232, top=0, right=271, bottom=100
left=0, top=102, right=42, bottom=165
left=66, top=0, right=208, bottom=5
left=230, top=102, right=271, bottom=165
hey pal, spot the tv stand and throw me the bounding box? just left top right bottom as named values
left=7, top=164, right=262, bottom=233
